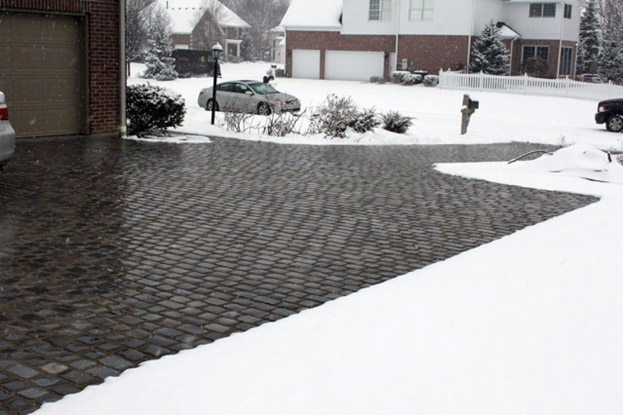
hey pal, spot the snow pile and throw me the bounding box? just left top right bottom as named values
left=515, top=144, right=623, bottom=185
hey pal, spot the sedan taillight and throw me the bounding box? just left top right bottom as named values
left=0, top=103, right=8, bottom=121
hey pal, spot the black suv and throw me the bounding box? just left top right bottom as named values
left=595, top=98, right=623, bottom=132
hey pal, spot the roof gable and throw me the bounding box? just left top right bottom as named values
left=280, top=0, right=342, bottom=30
left=156, top=0, right=250, bottom=34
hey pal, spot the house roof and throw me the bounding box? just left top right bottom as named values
left=280, top=0, right=342, bottom=31
left=497, top=23, right=521, bottom=39
left=156, top=0, right=250, bottom=34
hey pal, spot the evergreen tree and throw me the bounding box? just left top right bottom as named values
left=240, top=31, right=256, bottom=61
left=599, top=0, right=623, bottom=83
left=469, top=22, right=510, bottom=75
left=577, top=0, right=602, bottom=75
left=142, top=4, right=178, bottom=81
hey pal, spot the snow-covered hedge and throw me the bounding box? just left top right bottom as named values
left=423, top=75, right=439, bottom=87
left=382, top=111, right=413, bottom=134
left=126, top=84, right=185, bottom=136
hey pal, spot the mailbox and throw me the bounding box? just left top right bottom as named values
left=461, top=94, right=479, bottom=134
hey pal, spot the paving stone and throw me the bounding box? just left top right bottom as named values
left=0, top=137, right=597, bottom=414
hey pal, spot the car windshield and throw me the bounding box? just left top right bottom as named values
left=249, top=83, right=279, bottom=95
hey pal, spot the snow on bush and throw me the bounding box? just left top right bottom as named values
left=382, top=111, right=413, bottom=134
left=423, top=75, right=439, bottom=87
left=351, top=108, right=381, bottom=133
left=401, top=73, right=423, bottom=85
left=126, top=84, right=185, bottom=136
left=308, top=94, right=359, bottom=138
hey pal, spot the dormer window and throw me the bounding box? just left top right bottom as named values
left=369, top=0, right=391, bottom=21
left=529, top=3, right=556, bottom=18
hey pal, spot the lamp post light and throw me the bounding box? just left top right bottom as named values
left=210, top=43, right=223, bottom=125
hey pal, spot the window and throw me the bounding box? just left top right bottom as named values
left=523, top=46, right=549, bottom=62
left=409, top=0, right=434, bottom=21
left=559, top=47, right=573, bottom=75
left=369, top=0, right=391, bottom=21
left=564, top=4, right=572, bottom=19
left=529, top=3, right=556, bottom=18
left=233, top=83, right=250, bottom=94
left=216, top=83, right=234, bottom=92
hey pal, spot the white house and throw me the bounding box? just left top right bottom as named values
left=280, top=0, right=584, bottom=80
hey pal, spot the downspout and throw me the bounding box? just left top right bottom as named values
left=466, top=0, right=476, bottom=72
left=556, top=1, right=564, bottom=78
left=120, top=0, right=127, bottom=137
left=394, top=0, right=401, bottom=71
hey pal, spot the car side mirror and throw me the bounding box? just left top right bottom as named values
left=245, top=90, right=254, bottom=96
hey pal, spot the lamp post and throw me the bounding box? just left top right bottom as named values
left=210, top=43, right=223, bottom=125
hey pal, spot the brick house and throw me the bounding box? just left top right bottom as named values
left=0, top=0, right=121, bottom=138
left=281, top=0, right=584, bottom=81
left=156, top=0, right=250, bottom=60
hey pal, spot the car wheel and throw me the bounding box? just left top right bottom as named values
left=206, top=99, right=219, bottom=112
left=257, top=102, right=272, bottom=116
left=606, top=115, right=623, bottom=133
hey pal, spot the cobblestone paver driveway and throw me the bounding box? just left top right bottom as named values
left=0, top=137, right=596, bottom=414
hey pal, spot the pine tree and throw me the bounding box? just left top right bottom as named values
left=599, top=0, right=623, bottom=83
left=577, top=0, right=602, bottom=75
left=240, top=31, right=256, bottom=61
left=469, top=22, right=510, bottom=75
left=142, top=4, right=178, bottom=81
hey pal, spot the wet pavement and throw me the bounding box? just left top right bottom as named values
left=0, top=136, right=597, bottom=414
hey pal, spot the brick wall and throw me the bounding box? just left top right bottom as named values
left=0, top=0, right=120, bottom=138
left=286, top=31, right=470, bottom=78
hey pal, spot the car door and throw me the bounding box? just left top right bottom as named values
left=232, top=82, right=256, bottom=113
left=215, top=82, right=236, bottom=111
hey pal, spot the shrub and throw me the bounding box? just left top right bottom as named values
left=401, top=73, right=423, bottom=85
left=391, top=71, right=410, bottom=83
left=222, top=109, right=254, bottom=133
left=423, top=75, right=439, bottom=87
left=309, top=94, right=359, bottom=138
left=350, top=107, right=380, bottom=133
left=263, top=112, right=305, bottom=137
left=382, top=111, right=413, bottom=134
left=370, top=76, right=385, bottom=83
left=126, top=84, right=185, bottom=136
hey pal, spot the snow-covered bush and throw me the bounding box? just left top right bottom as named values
left=370, top=76, right=385, bottom=84
left=126, top=84, right=185, bottom=136
left=401, top=73, right=423, bottom=85
left=423, top=75, right=439, bottom=87
left=351, top=108, right=380, bottom=133
left=382, top=111, right=413, bottom=134
left=263, top=112, right=305, bottom=137
left=391, top=71, right=410, bottom=83
left=308, top=94, right=359, bottom=138
left=222, top=109, right=253, bottom=133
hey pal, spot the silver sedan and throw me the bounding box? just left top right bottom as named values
left=198, top=80, right=301, bottom=116
left=0, top=91, right=16, bottom=169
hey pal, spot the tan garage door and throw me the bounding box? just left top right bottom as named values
left=0, top=12, right=84, bottom=138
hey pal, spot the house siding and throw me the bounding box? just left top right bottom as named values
left=0, top=0, right=120, bottom=137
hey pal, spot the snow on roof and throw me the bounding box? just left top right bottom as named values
left=280, top=0, right=342, bottom=30
left=156, top=0, right=250, bottom=34
left=497, top=23, right=521, bottom=39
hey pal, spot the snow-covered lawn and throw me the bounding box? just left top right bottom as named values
left=128, top=61, right=623, bottom=150
left=34, top=64, right=623, bottom=414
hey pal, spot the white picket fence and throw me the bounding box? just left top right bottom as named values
left=439, top=70, right=623, bottom=101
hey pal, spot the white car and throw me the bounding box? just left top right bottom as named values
left=0, top=91, right=16, bottom=169
left=198, top=80, right=301, bottom=116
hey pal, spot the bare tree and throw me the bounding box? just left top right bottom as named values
left=227, top=0, right=290, bottom=60
left=125, top=0, right=154, bottom=76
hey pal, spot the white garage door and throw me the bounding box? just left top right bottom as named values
left=292, top=49, right=320, bottom=79
left=325, top=51, right=385, bottom=81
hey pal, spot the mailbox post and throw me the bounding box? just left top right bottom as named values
left=461, top=94, right=479, bottom=135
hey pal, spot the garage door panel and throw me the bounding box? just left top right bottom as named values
left=292, top=49, right=320, bottom=79
left=0, top=12, right=83, bottom=137
left=325, top=51, right=385, bottom=81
